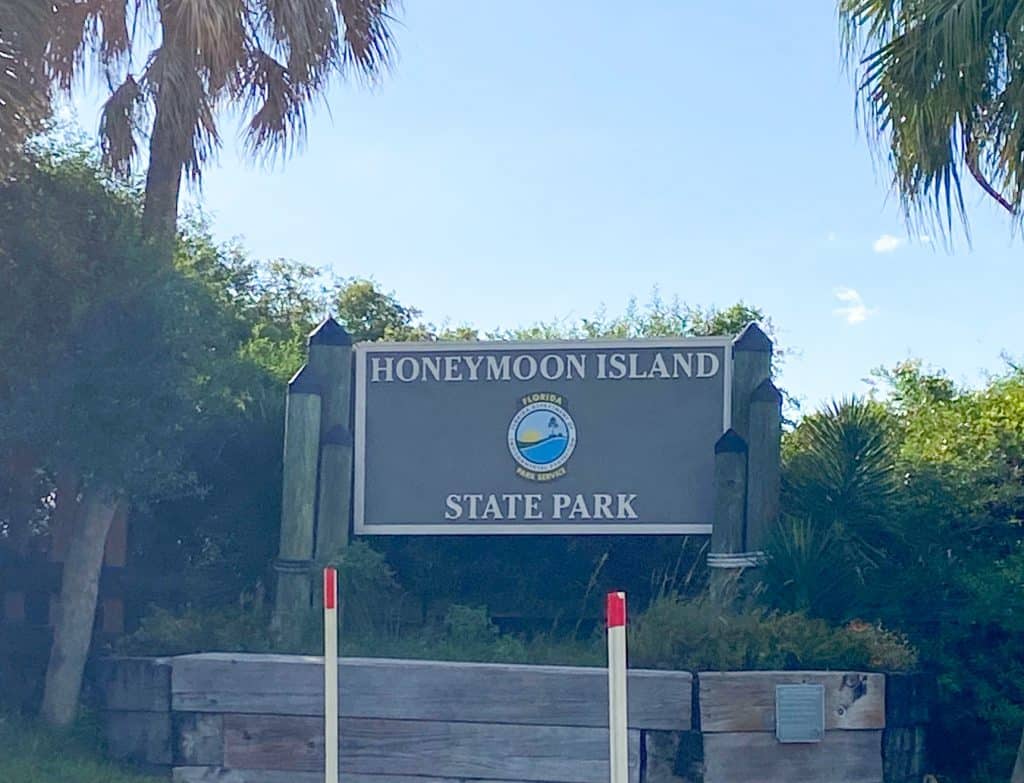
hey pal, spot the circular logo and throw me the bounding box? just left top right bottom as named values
left=507, top=400, right=577, bottom=473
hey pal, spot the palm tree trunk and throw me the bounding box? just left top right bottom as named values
left=40, top=486, right=120, bottom=727
left=141, top=92, right=184, bottom=253
left=1011, top=727, right=1024, bottom=783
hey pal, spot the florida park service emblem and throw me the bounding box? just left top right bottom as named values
left=508, top=393, right=576, bottom=481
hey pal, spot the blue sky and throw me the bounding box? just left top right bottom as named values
left=69, top=1, right=1023, bottom=410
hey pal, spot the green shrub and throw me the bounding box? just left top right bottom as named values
left=321, top=541, right=402, bottom=635
left=630, top=595, right=917, bottom=672
left=0, top=711, right=161, bottom=783
left=116, top=597, right=276, bottom=656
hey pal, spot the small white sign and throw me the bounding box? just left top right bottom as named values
left=775, top=683, right=825, bottom=743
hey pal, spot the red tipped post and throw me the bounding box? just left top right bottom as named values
left=323, top=568, right=338, bottom=782
left=606, top=591, right=628, bottom=783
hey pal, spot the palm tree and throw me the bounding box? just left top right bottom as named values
left=0, top=0, right=51, bottom=168
left=840, top=0, right=1024, bottom=233
left=46, top=0, right=396, bottom=249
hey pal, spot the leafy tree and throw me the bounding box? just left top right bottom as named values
left=43, top=0, right=397, bottom=247
left=0, top=149, right=248, bottom=724
left=840, top=0, right=1024, bottom=231
left=768, top=364, right=1024, bottom=781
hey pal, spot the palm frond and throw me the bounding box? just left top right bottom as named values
left=0, top=0, right=52, bottom=165
left=840, top=0, right=1024, bottom=235
left=338, top=0, right=395, bottom=79
left=99, top=74, right=145, bottom=176
left=242, top=47, right=308, bottom=159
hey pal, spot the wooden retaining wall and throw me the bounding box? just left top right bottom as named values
left=96, top=654, right=929, bottom=783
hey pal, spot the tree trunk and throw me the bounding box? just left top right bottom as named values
left=1011, top=726, right=1024, bottom=783
left=40, top=486, right=120, bottom=727
left=141, top=90, right=184, bottom=254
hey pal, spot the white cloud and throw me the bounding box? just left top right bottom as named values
left=872, top=234, right=904, bottom=253
left=833, top=287, right=876, bottom=325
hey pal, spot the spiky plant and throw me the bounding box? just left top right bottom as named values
left=765, top=398, right=901, bottom=618
left=45, top=0, right=397, bottom=247
left=841, top=0, right=1024, bottom=234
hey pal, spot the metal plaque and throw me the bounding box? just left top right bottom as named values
left=353, top=338, right=731, bottom=535
left=775, top=683, right=825, bottom=743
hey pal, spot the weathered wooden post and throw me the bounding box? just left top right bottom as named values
left=730, top=322, right=773, bottom=437
left=306, top=318, right=354, bottom=558
left=708, top=429, right=748, bottom=599
left=708, top=323, right=778, bottom=595
left=745, top=378, right=782, bottom=554
left=273, top=363, right=322, bottom=645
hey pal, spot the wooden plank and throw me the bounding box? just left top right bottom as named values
left=643, top=731, right=703, bottom=783
left=882, top=726, right=927, bottom=783
left=222, top=714, right=641, bottom=783
left=174, top=713, right=224, bottom=766
left=171, top=653, right=692, bottom=730
left=105, top=711, right=172, bottom=766
left=95, top=657, right=171, bottom=712
left=704, top=730, right=883, bottom=783
left=885, top=673, right=931, bottom=727
left=174, top=769, right=455, bottom=783
left=698, top=671, right=885, bottom=732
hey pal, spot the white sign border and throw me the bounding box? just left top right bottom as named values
left=353, top=337, right=733, bottom=536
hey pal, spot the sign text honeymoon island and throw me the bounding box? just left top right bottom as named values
left=354, top=339, right=732, bottom=535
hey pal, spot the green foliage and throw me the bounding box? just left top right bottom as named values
left=492, top=294, right=769, bottom=341
left=321, top=541, right=402, bottom=634
left=768, top=398, right=902, bottom=619
left=767, top=366, right=1024, bottom=780
left=630, top=595, right=916, bottom=672
left=0, top=711, right=160, bottom=783
left=0, top=149, right=223, bottom=499
left=116, top=597, right=276, bottom=657
left=839, top=0, right=1024, bottom=233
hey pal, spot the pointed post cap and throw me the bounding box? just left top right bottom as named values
left=733, top=322, right=772, bottom=353
left=751, top=378, right=783, bottom=406
left=308, top=316, right=352, bottom=347
left=288, top=364, right=321, bottom=394
left=715, top=428, right=748, bottom=454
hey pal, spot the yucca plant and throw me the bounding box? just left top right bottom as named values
left=45, top=0, right=397, bottom=247
left=840, top=0, right=1024, bottom=234
left=764, top=398, right=901, bottom=619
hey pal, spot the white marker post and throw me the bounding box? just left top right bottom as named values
left=606, top=591, right=628, bottom=783
left=323, top=567, right=338, bottom=783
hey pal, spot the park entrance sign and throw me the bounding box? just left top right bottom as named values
left=354, top=340, right=731, bottom=534
left=271, top=317, right=781, bottom=637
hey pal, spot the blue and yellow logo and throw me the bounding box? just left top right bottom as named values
left=508, top=393, right=576, bottom=481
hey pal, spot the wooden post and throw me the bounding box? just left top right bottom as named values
left=708, top=429, right=748, bottom=599
left=273, top=364, right=323, bottom=645
left=730, top=322, right=773, bottom=441
left=708, top=323, right=775, bottom=593
left=307, top=318, right=354, bottom=560
left=745, top=379, right=782, bottom=554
